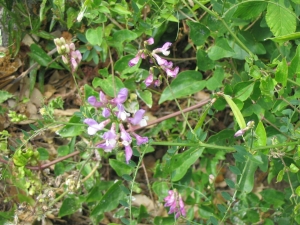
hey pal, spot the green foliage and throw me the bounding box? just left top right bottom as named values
left=1, top=0, right=300, bottom=224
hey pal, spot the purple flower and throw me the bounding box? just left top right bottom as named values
left=99, top=91, right=108, bottom=104
left=165, top=66, right=179, bottom=78
left=96, top=123, right=117, bottom=152
left=132, top=132, right=148, bottom=145
left=84, top=118, right=110, bottom=135
left=88, top=91, right=108, bottom=108
left=145, top=37, right=154, bottom=45
left=117, top=104, right=129, bottom=121
left=153, top=42, right=172, bottom=56
left=128, top=109, right=147, bottom=127
left=152, top=53, right=168, bottom=66
left=144, top=71, right=154, bottom=86
left=154, top=79, right=161, bottom=87
left=111, top=88, right=128, bottom=106
left=119, top=124, right=132, bottom=146
left=128, top=55, right=141, bottom=67
left=164, top=190, right=186, bottom=219
left=124, top=145, right=133, bottom=164
left=234, top=129, right=246, bottom=137
left=102, top=108, right=111, bottom=117
left=87, top=96, right=103, bottom=107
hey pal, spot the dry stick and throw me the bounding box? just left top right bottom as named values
left=11, top=48, right=58, bottom=85
left=0, top=98, right=212, bottom=170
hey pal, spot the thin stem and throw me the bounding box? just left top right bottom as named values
left=220, top=157, right=250, bottom=223
left=129, top=146, right=149, bottom=222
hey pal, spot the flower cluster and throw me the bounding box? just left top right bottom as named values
left=234, top=121, right=255, bottom=137
left=54, top=37, right=82, bottom=72
left=84, top=88, right=148, bottom=164
left=164, top=189, right=186, bottom=219
left=128, top=37, right=179, bottom=87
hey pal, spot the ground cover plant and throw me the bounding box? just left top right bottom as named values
left=0, top=0, right=300, bottom=224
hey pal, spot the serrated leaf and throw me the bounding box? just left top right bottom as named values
left=86, top=27, right=103, bottom=46
left=266, top=1, right=296, bottom=36
left=233, top=2, right=267, bottom=20
left=136, top=89, right=152, bottom=108
left=186, top=21, right=210, bottom=46
left=159, top=71, right=206, bottom=104
left=275, top=58, right=288, bottom=87
left=171, top=147, right=204, bottom=181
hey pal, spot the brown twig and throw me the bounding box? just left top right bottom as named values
left=0, top=98, right=212, bottom=170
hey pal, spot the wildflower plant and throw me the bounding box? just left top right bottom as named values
left=1, top=0, right=300, bottom=225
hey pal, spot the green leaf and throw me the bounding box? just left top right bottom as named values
left=136, top=89, right=152, bottom=108
left=255, top=121, right=267, bottom=147
left=229, top=165, right=241, bottom=175
left=159, top=71, right=206, bottom=104
left=234, top=82, right=255, bottom=101
left=266, top=1, right=296, bottom=36
left=186, top=21, right=210, bottom=46
left=223, top=94, right=246, bottom=129
left=112, top=30, right=138, bottom=43
left=111, top=4, right=131, bottom=15
left=58, top=115, right=85, bottom=137
left=289, top=44, right=300, bottom=77
left=208, top=38, right=234, bottom=60
left=115, top=55, right=141, bottom=75
left=86, top=27, right=103, bottom=46
left=275, top=58, right=288, bottom=87
left=259, top=76, right=277, bottom=97
left=109, top=159, right=132, bottom=177
left=92, top=76, right=125, bottom=97
left=276, top=169, right=284, bottom=182
left=28, top=44, right=62, bottom=69
left=290, top=163, right=299, bottom=173
left=37, top=147, right=49, bottom=160
left=0, top=90, right=14, bottom=103
left=58, top=196, right=82, bottom=217
left=267, top=32, right=300, bottom=42
left=233, top=2, right=267, bottom=20
left=261, top=189, right=285, bottom=207
left=238, top=159, right=259, bottom=193
left=296, top=186, right=300, bottom=196
left=206, top=67, right=224, bottom=91
left=171, top=147, right=204, bottom=181
left=197, top=49, right=214, bottom=71
left=67, top=7, right=78, bottom=29
left=152, top=181, right=169, bottom=201
left=91, top=181, right=125, bottom=216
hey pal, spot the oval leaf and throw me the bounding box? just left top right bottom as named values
left=159, top=71, right=206, bottom=104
